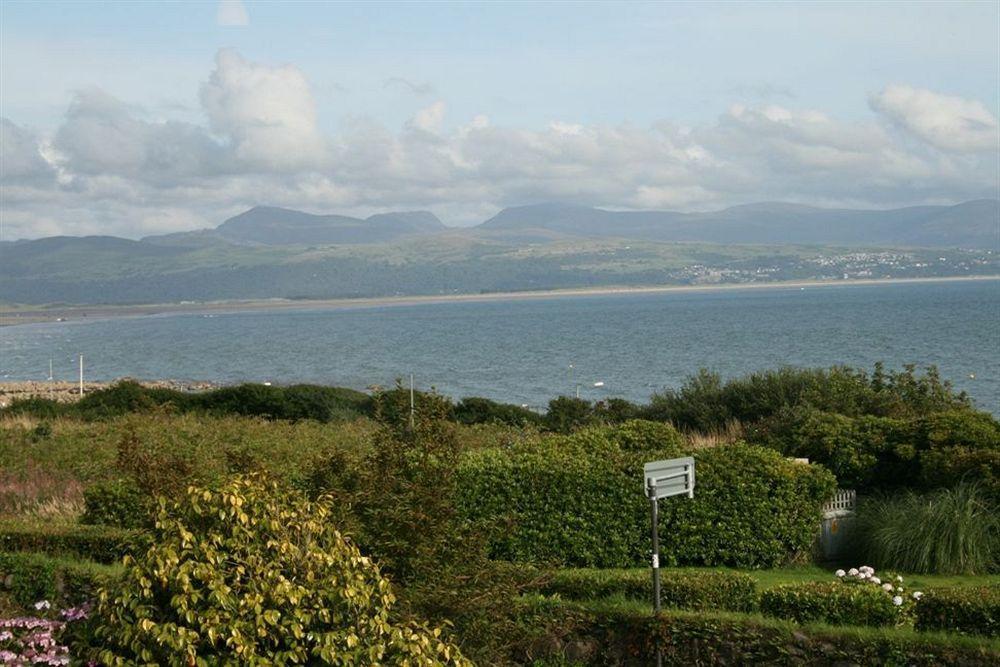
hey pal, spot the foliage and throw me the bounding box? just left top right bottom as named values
left=915, top=586, right=1000, bottom=637
left=0, top=380, right=372, bottom=423
left=454, top=396, right=543, bottom=428
left=89, top=475, right=468, bottom=665
left=336, top=383, right=544, bottom=663
left=644, top=364, right=971, bottom=432
left=541, top=569, right=757, bottom=612
left=520, top=601, right=1000, bottom=666
left=0, top=552, right=115, bottom=609
left=760, top=564, right=917, bottom=628
left=81, top=478, right=149, bottom=529
left=456, top=436, right=835, bottom=569
left=544, top=396, right=597, bottom=434
left=0, top=520, right=136, bottom=564
left=852, top=483, right=999, bottom=574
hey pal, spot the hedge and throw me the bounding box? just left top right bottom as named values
left=456, top=434, right=836, bottom=569
left=0, top=521, right=138, bottom=564
left=0, top=552, right=119, bottom=608
left=915, top=586, right=1000, bottom=637
left=519, top=601, right=1000, bottom=666
left=759, top=582, right=901, bottom=627
left=542, top=569, right=757, bottom=612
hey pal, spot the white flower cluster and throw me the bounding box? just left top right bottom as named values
left=834, top=566, right=922, bottom=609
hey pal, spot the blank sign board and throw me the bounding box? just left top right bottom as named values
left=643, top=456, right=695, bottom=499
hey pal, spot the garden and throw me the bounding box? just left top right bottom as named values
left=0, top=364, right=997, bottom=665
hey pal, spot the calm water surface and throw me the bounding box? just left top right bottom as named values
left=2, top=280, right=998, bottom=413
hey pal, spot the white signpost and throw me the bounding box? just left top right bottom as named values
left=643, top=456, right=695, bottom=666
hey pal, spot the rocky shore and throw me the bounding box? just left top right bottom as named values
left=0, top=379, right=217, bottom=408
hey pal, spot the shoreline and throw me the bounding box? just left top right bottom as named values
left=1, top=274, right=997, bottom=327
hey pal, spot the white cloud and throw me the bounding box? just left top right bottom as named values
left=871, top=85, right=999, bottom=152
left=216, top=0, right=249, bottom=27
left=200, top=49, right=326, bottom=170
left=1, top=50, right=997, bottom=240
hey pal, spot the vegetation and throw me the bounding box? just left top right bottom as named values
left=915, top=586, right=1000, bottom=637
left=0, top=362, right=997, bottom=662
left=87, top=475, right=468, bottom=665
left=456, top=429, right=835, bottom=569
left=851, top=483, right=999, bottom=575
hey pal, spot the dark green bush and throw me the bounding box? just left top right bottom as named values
left=1, top=396, right=64, bottom=419
left=915, top=586, right=1000, bottom=637
left=280, top=383, right=372, bottom=421
left=759, top=581, right=902, bottom=627
left=454, top=396, right=543, bottom=427
left=541, top=569, right=757, bottom=612
left=593, top=398, right=644, bottom=424
left=81, top=478, right=149, bottom=529
left=522, top=603, right=1000, bottom=666
left=852, top=483, right=998, bottom=574
left=74, top=380, right=181, bottom=419
left=543, top=396, right=597, bottom=434
left=0, top=520, right=137, bottom=564
left=0, top=551, right=116, bottom=608
left=644, top=364, right=970, bottom=433
left=455, top=438, right=835, bottom=569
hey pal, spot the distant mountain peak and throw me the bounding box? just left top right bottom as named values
left=213, top=206, right=443, bottom=245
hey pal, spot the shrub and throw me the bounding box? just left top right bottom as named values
left=915, top=586, right=1000, bottom=637
left=541, top=569, right=757, bottom=612
left=0, top=520, right=137, bottom=564
left=89, top=475, right=468, bottom=665
left=80, top=478, right=149, bottom=529
left=643, top=364, right=971, bottom=433
left=568, top=420, right=685, bottom=453
left=73, top=380, right=178, bottom=419
left=281, top=383, right=372, bottom=422
left=852, top=483, right=999, bottom=574
left=0, top=552, right=116, bottom=608
left=544, top=396, right=597, bottom=434
left=454, top=396, right=543, bottom=427
left=657, top=445, right=836, bottom=569
left=521, top=603, right=1000, bottom=666
left=455, top=438, right=835, bottom=569
left=759, top=581, right=901, bottom=627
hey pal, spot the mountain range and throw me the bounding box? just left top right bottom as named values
left=2, top=200, right=997, bottom=306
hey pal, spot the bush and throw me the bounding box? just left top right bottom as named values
left=455, top=438, right=835, bottom=569
left=541, top=569, right=757, bottom=612
left=0, top=552, right=116, bottom=608
left=915, top=586, right=1000, bottom=637
left=80, top=478, right=149, bottom=529
left=88, top=475, right=468, bottom=665
left=521, top=603, right=1000, bottom=666
left=759, top=581, right=902, bottom=627
left=544, top=396, right=596, bottom=434
left=644, top=364, right=971, bottom=433
left=454, top=396, right=543, bottom=427
left=0, top=520, right=137, bottom=564
left=852, top=483, right=999, bottom=574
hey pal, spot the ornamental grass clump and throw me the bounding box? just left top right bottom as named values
left=852, top=482, right=999, bottom=574
left=88, top=474, right=469, bottom=666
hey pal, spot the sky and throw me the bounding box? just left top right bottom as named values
left=1, top=0, right=998, bottom=239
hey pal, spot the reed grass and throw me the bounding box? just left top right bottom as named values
left=853, top=483, right=998, bottom=575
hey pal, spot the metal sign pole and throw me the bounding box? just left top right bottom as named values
left=648, top=481, right=661, bottom=613
left=648, top=480, right=662, bottom=667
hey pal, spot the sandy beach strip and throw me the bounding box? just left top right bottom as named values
left=1, top=274, right=997, bottom=328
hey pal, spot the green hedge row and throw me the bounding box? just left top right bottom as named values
left=541, top=569, right=757, bottom=612
left=521, top=601, right=1000, bottom=666
left=455, top=425, right=836, bottom=568
left=0, top=551, right=119, bottom=608
left=915, top=586, right=1000, bottom=637
left=759, top=582, right=901, bottom=627
left=0, top=520, right=138, bottom=564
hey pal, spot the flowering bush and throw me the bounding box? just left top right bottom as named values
left=0, top=602, right=90, bottom=666
left=834, top=565, right=922, bottom=620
